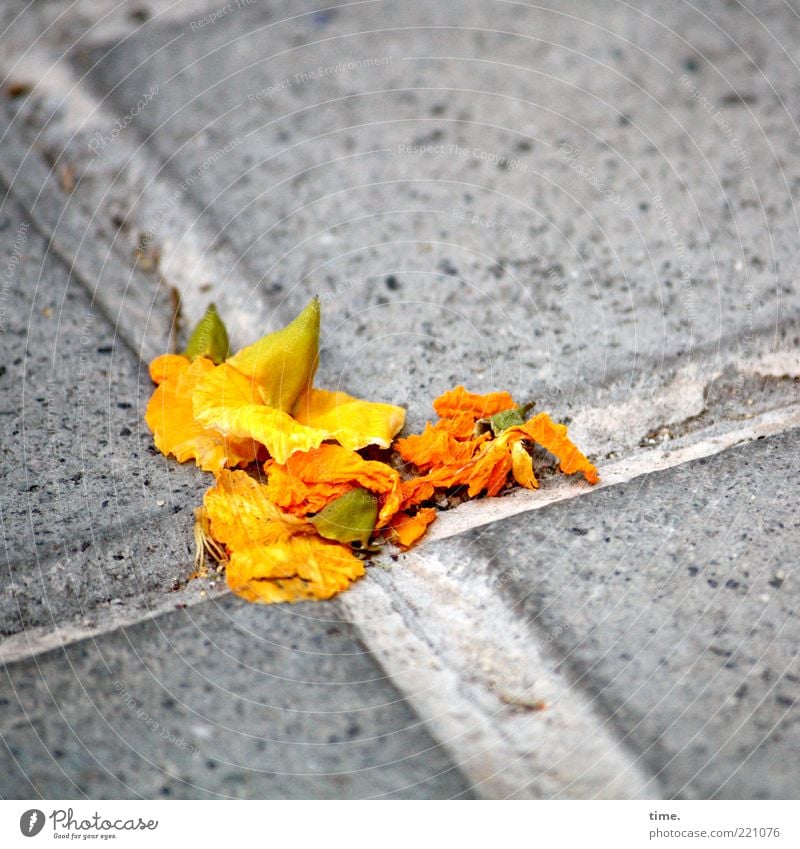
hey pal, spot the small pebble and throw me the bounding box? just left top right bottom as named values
left=156, top=499, right=165, bottom=507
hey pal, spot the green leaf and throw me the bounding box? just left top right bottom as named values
left=487, top=402, right=536, bottom=436
left=310, top=487, right=379, bottom=547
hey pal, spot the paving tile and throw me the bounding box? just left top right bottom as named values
left=420, top=428, right=800, bottom=798
left=0, top=197, right=208, bottom=635
left=0, top=594, right=473, bottom=799
left=60, top=0, right=800, bottom=430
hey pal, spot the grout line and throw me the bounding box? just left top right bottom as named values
left=4, top=405, right=799, bottom=800
left=339, top=551, right=663, bottom=799
left=0, top=584, right=226, bottom=667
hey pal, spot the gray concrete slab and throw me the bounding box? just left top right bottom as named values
left=1, top=0, right=799, bottom=800
left=0, top=196, right=209, bottom=636
left=61, top=0, right=800, bottom=431
left=416, top=428, right=800, bottom=798
left=0, top=594, right=473, bottom=799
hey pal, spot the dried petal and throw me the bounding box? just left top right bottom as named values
left=395, top=422, right=484, bottom=472
left=225, top=536, right=365, bottom=604
left=149, top=353, right=190, bottom=385
left=464, top=439, right=513, bottom=497
left=264, top=443, right=402, bottom=527
left=204, top=469, right=364, bottom=603
left=292, top=387, right=405, bottom=451
left=145, top=355, right=258, bottom=471
left=510, top=439, right=538, bottom=489
left=433, top=385, right=516, bottom=419
left=510, top=412, right=599, bottom=484
left=385, top=507, right=437, bottom=549
left=193, top=362, right=329, bottom=464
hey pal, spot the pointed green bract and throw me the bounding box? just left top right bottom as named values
left=310, top=487, right=379, bottom=547
left=484, top=402, right=536, bottom=437
left=227, top=297, right=320, bottom=412
left=183, top=303, right=230, bottom=364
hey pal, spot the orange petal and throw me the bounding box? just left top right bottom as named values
left=395, top=423, right=482, bottom=472
left=149, top=353, right=190, bottom=385
left=204, top=469, right=303, bottom=547
left=463, top=440, right=513, bottom=497
left=264, top=443, right=402, bottom=528
left=433, top=385, right=516, bottom=419
left=292, top=387, right=405, bottom=451
left=512, top=412, right=599, bottom=484
left=399, top=474, right=439, bottom=511
left=510, top=439, right=539, bottom=489
left=438, top=412, right=481, bottom=440
left=145, top=356, right=258, bottom=471
left=386, top=507, right=437, bottom=549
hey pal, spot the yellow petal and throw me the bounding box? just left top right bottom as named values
left=292, top=387, right=405, bottom=451
left=193, top=362, right=329, bottom=464
left=226, top=297, right=320, bottom=411
left=145, top=356, right=258, bottom=471
left=226, top=536, right=365, bottom=603
left=510, top=439, right=539, bottom=490
left=203, top=469, right=303, bottom=548
left=204, top=470, right=364, bottom=603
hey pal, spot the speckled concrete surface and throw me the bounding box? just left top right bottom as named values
left=1, top=0, right=799, bottom=799
left=418, top=428, right=800, bottom=798
left=0, top=198, right=207, bottom=637
left=0, top=595, right=472, bottom=798
left=61, top=0, right=800, bottom=430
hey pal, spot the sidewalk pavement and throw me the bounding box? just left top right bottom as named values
left=1, top=0, right=798, bottom=799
